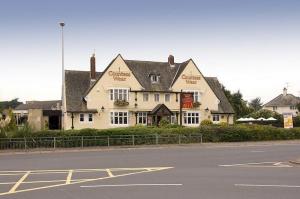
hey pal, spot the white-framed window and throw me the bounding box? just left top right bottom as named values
left=183, top=112, right=200, bottom=125
left=154, top=93, right=160, bottom=102
left=110, top=111, right=128, bottom=125
left=212, top=114, right=220, bottom=122
left=88, top=113, right=93, bottom=122
left=273, top=106, right=277, bottom=111
left=143, top=93, right=149, bottom=102
left=150, top=75, right=159, bottom=83
left=290, top=106, right=296, bottom=110
left=137, top=112, right=147, bottom=125
left=171, top=115, right=177, bottom=124
left=110, top=88, right=129, bottom=101
left=183, top=90, right=201, bottom=102
left=165, top=93, right=170, bottom=102
left=79, top=113, right=84, bottom=122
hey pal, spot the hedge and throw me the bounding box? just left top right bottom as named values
left=5, top=124, right=300, bottom=143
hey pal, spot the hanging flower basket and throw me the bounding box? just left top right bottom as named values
left=114, top=100, right=129, bottom=106
left=193, top=102, right=201, bottom=108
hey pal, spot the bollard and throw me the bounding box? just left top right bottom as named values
left=132, top=135, right=135, bottom=146
left=53, top=137, right=56, bottom=149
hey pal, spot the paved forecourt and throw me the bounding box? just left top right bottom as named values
left=1, top=142, right=300, bottom=199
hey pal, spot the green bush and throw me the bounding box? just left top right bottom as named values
left=201, top=119, right=213, bottom=126
left=159, top=118, right=170, bottom=127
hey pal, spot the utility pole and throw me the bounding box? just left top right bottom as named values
left=59, top=22, right=65, bottom=130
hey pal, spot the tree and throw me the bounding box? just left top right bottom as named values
left=297, top=103, right=300, bottom=112
left=249, top=97, right=263, bottom=111
left=222, top=86, right=252, bottom=119
left=0, top=98, right=22, bottom=111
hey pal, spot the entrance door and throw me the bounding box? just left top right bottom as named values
left=49, top=116, right=60, bottom=130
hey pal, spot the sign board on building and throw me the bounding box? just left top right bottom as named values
left=181, top=93, right=194, bottom=109
left=283, top=113, right=293, bottom=129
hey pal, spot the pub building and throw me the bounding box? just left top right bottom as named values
left=63, top=54, right=234, bottom=130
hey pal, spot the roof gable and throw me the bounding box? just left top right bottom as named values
left=264, top=94, right=300, bottom=107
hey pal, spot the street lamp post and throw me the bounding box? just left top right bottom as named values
left=59, top=22, right=65, bottom=130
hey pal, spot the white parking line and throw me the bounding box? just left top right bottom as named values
left=80, top=184, right=183, bottom=188
left=235, top=184, right=300, bottom=188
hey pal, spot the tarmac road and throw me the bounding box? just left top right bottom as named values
left=0, top=141, right=300, bottom=199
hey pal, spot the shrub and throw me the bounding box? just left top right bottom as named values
left=159, top=119, right=170, bottom=127
left=201, top=119, right=213, bottom=126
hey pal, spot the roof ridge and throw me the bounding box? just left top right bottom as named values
left=125, top=59, right=184, bottom=65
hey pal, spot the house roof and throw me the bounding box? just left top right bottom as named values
left=264, top=94, right=300, bottom=107
left=14, top=100, right=62, bottom=111
left=205, top=77, right=235, bottom=114
left=65, top=70, right=102, bottom=112
left=124, top=60, right=190, bottom=91
left=149, top=104, right=173, bottom=115
left=64, top=56, right=234, bottom=114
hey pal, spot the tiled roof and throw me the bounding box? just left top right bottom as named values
left=264, top=94, right=300, bottom=107
left=124, top=60, right=189, bottom=91
left=205, top=77, right=235, bottom=114
left=15, top=100, right=61, bottom=110
left=65, top=70, right=101, bottom=112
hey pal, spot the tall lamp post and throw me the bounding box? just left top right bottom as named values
left=59, top=22, right=65, bottom=130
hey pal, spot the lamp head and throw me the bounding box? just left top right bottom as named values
left=59, top=22, right=65, bottom=27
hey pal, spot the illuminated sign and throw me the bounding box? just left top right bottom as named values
left=283, top=113, right=293, bottom=128
left=181, top=74, right=201, bottom=84
left=108, top=71, right=131, bottom=81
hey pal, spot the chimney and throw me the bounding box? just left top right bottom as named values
left=168, top=55, right=175, bottom=67
left=90, top=54, right=96, bottom=81
left=283, top=87, right=287, bottom=96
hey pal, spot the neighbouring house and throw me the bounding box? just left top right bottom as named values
left=13, top=100, right=62, bottom=130
left=263, top=88, right=300, bottom=117
left=62, top=54, right=234, bottom=130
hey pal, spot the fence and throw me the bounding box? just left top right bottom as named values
left=0, top=134, right=202, bottom=150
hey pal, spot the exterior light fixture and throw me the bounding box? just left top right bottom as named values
left=205, top=107, right=209, bottom=112
left=101, top=106, right=105, bottom=112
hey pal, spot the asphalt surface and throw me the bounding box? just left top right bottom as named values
left=1, top=142, right=300, bottom=199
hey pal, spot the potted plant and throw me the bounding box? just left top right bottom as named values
left=114, top=99, right=129, bottom=106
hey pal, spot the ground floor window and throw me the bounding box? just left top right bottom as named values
left=212, top=114, right=220, bottom=122
left=137, top=112, right=147, bottom=125
left=183, top=112, right=199, bottom=124
left=79, top=113, right=84, bottom=122
left=110, top=111, right=128, bottom=125
left=171, top=115, right=177, bottom=124
left=79, top=113, right=93, bottom=123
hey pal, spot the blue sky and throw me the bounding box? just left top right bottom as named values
left=1, top=0, right=300, bottom=103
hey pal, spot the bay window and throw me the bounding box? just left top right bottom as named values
left=183, top=112, right=200, bottom=125
left=110, top=111, right=128, bottom=125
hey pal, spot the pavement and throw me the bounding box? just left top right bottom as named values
left=0, top=141, right=300, bottom=199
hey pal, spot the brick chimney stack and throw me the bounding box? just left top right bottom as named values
left=283, top=87, right=287, bottom=96
left=168, top=55, right=175, bottom=67
left=90, top=54, right=96, bottom=81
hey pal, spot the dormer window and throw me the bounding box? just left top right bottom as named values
left=150, top=75, right=160, bottom=83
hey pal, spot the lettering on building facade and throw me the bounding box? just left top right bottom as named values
left=109, top=71, right=131, bottom=81
left=181, top=74, right=201, bottom=84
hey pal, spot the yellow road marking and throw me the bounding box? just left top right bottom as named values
left=105, top=169, right=114, bottom=177
left=66, top=170, right=73, bottom=184
left=0, top=167, right=172, bottom=196
left=8, top=171, right=30, bottom=194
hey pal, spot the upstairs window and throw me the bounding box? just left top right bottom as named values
left=143, top=93, right=149, bottom=102
left=150, top=75, right=160, bottom=83
left=154, top=93, right=160, bottom=102
left=79, top=114, right=84, bottom=122
left=183, top=90, right=201, bottom=102
left=110, top=89, right=129, bottom=101
left=273, top=106, right=277, bottom=111
left=88, top=114, right=93, bottom=122
left=290, top=106, right=296, bottom=110
left=165, top=93, right=170, bottom=102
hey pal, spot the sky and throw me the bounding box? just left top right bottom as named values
left=0, top=0, right=300, bottom=104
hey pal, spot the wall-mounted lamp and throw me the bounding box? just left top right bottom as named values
left=134, top=103, right=138, bottom=108
left=101, top=106, right=105, bottom=112
left=205, top=107, right=209, bottom=112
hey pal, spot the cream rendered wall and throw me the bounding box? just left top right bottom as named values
left=82, top=55, right=143, bottom=129
left=171, top=61, right=220, bottom=126
left=264, top=106, right=298, bottom=117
